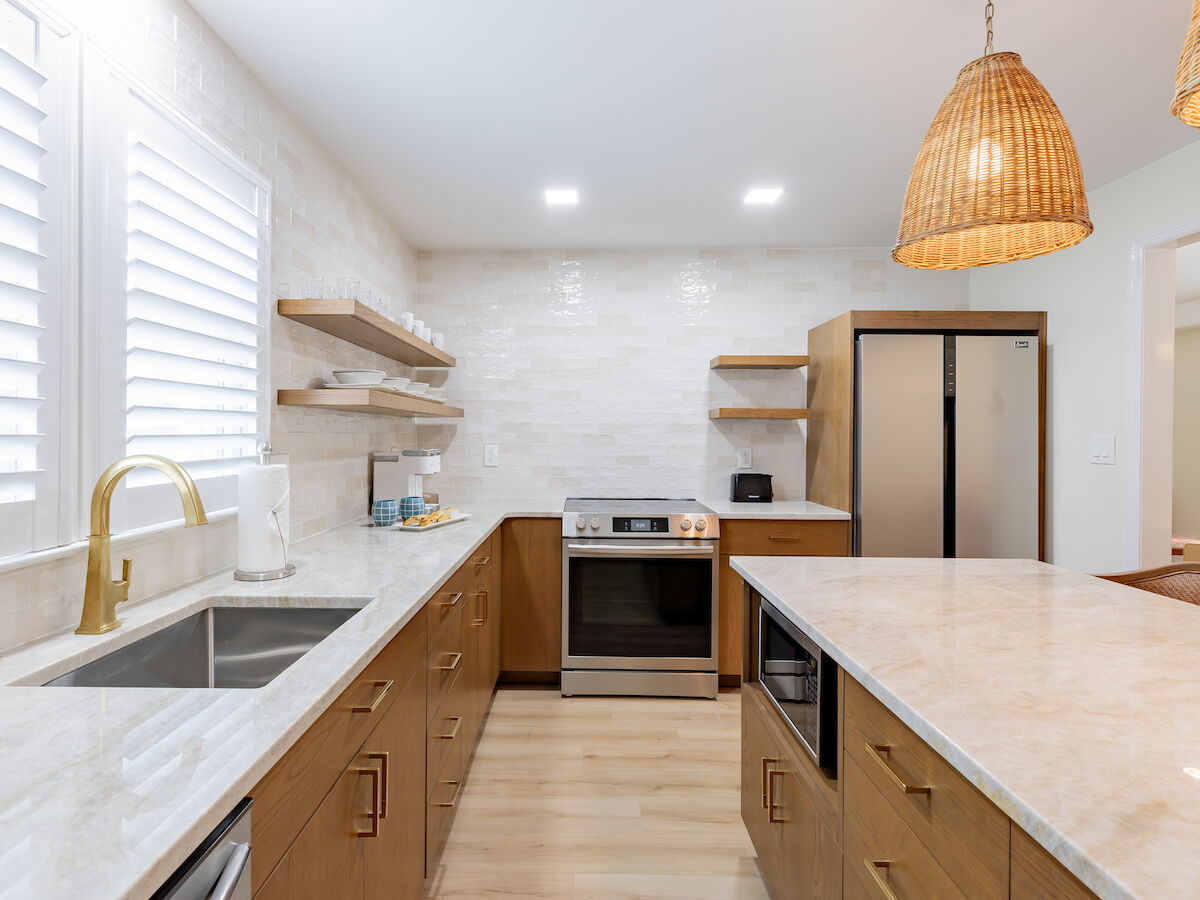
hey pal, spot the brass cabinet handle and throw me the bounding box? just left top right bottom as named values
left=864, top=859, right=898, bottom=900
left=768, top=535, right=801, bottom=543
left=366, top=751, right=389, bottom=818
left=437, top=651, right=463, bottom=672
left=354, top=764, right=381, bottom=837
left=766, top=769, right=788, bottom=823
left=350, top=679, right=394, bottom=713
left=472, top=555, right=492, bottom=566
left=436, top=716, right=462, bottom=740
left=760, top=756, right=778, bottom=809
left=435, top=779, right=463, bottom=808
left=438, top=591, right=464, bottom=609
left=471, top=590, right=489, bottom=627
left=866, top=742, right=931, bottom=795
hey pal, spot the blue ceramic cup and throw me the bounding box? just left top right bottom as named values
left=372, top=499, right=399, bottom=526
left=399, top=496, right=426, bottom=520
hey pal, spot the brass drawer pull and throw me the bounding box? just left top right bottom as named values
left=354, top=764, right=381, bottom=837
left=436, top=716, right=462, bottom=740
left=866, top=742, right=931, bottom=795
left=350, top=679, right=394, bottom=713
left=366, top=751, right=389, bottom=818
left=437, top=651, right=463, bottom=672
left=766, top=769, right=788, bottom=823
left=864, top=859, right=898, bottom=900
left=768, top=535, right=801, bottom=543
left=760, top=756, right=778, bottom=809
left=472, top=555, right=492, bottom=566
left=435, top=779, right=463, bottom=808
left=471, top=590, right=489, bottom=627
left=437, top=591, right=464, bottom=609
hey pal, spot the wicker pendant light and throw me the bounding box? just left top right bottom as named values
left=893, top=2, right=1092, bottom=270
left=1172, top=0, right=1200, bottom=127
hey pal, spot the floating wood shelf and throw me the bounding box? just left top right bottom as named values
left=709, top=355, right=808, bottom=369
left=278, top=389, right=464, bottom=418
left=278, top=298, right=455, bottom=368
left=709, top=408, right=810, bottom=420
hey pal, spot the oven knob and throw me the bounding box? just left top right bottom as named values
left=680, top=519, right=692, bottom=531
left=575, top=517, right=586, bottom=530
left=694, top=519, right=707, bottom=532
left=590, top=517, right=601, bottom=530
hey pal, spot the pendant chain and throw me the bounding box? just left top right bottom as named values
left=984, top=0, right=995, bottom=55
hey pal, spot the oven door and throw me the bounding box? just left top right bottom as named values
left=562, top=539, right=718, bottom=671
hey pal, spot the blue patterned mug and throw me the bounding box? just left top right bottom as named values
left=372, top=499, right=399, bottom=526
left=399, top=496, right=426, bottom=520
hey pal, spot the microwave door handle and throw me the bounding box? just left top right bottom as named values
left=566, top=544, right=715, bottom=558
left=210, top=841, right=251, bottom=900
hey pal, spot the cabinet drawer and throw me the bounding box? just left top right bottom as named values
left=251, top=605, right=427, bottom=895
left=427, top=605, right=465, bottom=721
left=464, top=533, right=497, bottom=585
left=427, top=666, right=468, bottom=797
left=1011, top=824, right=1097, bottom=899
left=844, top=756, right=965, bottom=900
left=843, top=677, right=1008, bottom=898
left=428, top=569, right=472, bottom=634
left=426, top=733, right=466, bottom=873
left=721, top=519, right=849, bottom=556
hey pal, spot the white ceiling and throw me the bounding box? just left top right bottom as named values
left=191, top=0, right=1200, bottom=249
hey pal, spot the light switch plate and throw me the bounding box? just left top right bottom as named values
left=483, top=444, right=499, bottom=467
left=1089, top=433, right=1116, bottom=465
left=737, top=448, right=753, bottom=469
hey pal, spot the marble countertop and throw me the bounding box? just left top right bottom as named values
left=0, top=496, right=848, bottom=900
left=730, top=555, right=1200, bottom=900
left=698, top=498, right=850, bottom=520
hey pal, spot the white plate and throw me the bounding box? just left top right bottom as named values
left=392, top=511, right=471, bottom=532
left=322, top=382, right=380, bottom=390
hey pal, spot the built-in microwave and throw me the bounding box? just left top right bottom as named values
left=758, top=599, right=838, bottom=773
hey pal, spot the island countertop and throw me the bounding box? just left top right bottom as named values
left=729, top=555, right=1200, bottom=900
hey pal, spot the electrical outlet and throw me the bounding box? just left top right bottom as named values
left=1088, top=434, right=1116, bottom=465
left=737, top=448, right=753, bottom=469
left=484, top=444, right=499, bottom=467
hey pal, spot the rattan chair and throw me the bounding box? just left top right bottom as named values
left=1099, top=563, right=1200, bottom=606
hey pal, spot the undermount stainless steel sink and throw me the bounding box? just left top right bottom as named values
left=43, top=606, right=361, bottom=688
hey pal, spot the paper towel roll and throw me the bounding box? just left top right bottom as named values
left=237, top=464, right=290, bottom=574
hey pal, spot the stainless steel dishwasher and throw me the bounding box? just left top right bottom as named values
left=151, top=798, right=252, bottom=900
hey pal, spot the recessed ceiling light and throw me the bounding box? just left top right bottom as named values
left=744, top=187, right=783, bottom=205
left=545, top=188, right=578, bottom=206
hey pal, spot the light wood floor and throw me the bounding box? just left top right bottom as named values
left=422, top=686, right=770, bottom=900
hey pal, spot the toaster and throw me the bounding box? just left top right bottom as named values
left=731, top=472, right=773, bottom=503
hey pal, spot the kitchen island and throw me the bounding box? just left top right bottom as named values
left=731, top=555, right=1200, bottom=900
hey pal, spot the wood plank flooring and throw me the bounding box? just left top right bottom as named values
left=422, top=686, right=770, bottom=899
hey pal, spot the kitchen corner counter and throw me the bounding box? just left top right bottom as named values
left=699, top=498, right=850, bottom=520
left=730, top=555, right=1200, bottom=900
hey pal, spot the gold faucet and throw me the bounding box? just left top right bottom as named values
left=77, top=455, right=208, bottom=635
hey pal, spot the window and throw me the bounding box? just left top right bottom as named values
left=0, top=1, right=72, bottom=558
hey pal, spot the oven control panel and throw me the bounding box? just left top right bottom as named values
left=614, top=517, right=668, bottom=533
left=563, top=513, right=720, bottom=539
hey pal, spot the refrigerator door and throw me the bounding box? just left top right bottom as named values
left=954, top=335, right=1040, bottom=558
left=855, top=333, right=945, bottom=557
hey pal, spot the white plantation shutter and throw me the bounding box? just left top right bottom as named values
left=0, top=4, right=70, bottom=558
left=113, top=92, right=268, bottom=529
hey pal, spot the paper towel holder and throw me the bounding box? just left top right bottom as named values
left=234, top=442, right=297, bottom=583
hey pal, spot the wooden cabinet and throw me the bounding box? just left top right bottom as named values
left=500, top=517, right=561, bottom=679
left=718, top=519, right=850, bottom=682
left=1011, top=824, right=1097, bottom=900
left=741, top=684, right=841, bottom=899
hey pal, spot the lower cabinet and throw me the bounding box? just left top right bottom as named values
left=252, top=527, right=504, bottom=899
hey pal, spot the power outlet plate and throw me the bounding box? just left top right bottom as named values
left=1088, top=433, right=1116, bottom=465
left=483, top=444, right=499, bottom=467
left=737, top=448, right=753, bottom=469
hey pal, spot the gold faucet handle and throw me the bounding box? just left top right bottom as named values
left=119, top=558, right=132, bottom=602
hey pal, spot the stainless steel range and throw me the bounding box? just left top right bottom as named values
left=561, top=498, right=720, bottom=699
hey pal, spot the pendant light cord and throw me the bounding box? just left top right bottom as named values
left=984, top=0, right=995, bottom=55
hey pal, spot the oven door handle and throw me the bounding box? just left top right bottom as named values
left=566, top=543, right=715, bottom=558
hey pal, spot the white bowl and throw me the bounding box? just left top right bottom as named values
left=331, top=369, right=386, bottom=385
left=404, top=382, right=430, bottom=396
left=381, top=376, right=411, bottom=390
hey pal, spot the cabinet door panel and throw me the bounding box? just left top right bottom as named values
left=776, top=744, right=842, bottom=900
left=500, top=518, right=562, bottom=676
left=741, top=684, right=783, bottom=888
left=1011, top=824, right=1097, bottom=899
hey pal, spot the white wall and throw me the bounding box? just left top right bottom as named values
left=414, top=248, right=968, bottom=501
left=970, top=138, right=1200, bottom=573
left=0, top=0, right=420, bottom=653
left=1174, top=299, right=1200, bottom=537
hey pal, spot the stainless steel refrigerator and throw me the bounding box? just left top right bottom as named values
left=854, top=333, right=1040, bottom=558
